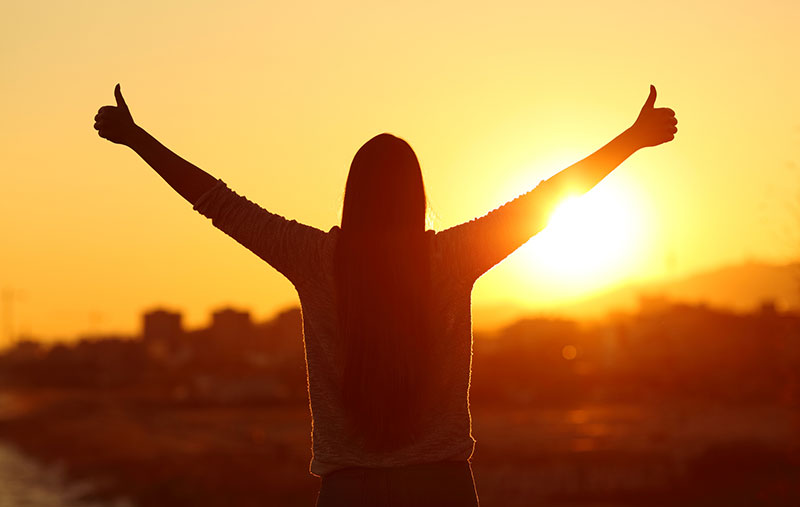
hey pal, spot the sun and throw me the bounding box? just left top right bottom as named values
left=522, top=182, right=647, bottom=293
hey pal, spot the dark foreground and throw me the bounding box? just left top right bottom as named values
left=0, top=389, right=798, bottom=507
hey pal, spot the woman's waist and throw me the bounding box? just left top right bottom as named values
left=323, top=459, right=472, bottom=479
left=316, top=459, right=479, bottom=506
left=311, top=439, right=475, bottom=477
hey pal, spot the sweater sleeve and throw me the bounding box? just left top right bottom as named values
left=433, top=177, right=562, bottom=284
left=193, top=179, right=327, bottom=288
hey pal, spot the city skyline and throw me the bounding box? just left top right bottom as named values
left=3, top=257, right=799, bottom=348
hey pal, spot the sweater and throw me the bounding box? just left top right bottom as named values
left=193, top=177, right=556, bottom=476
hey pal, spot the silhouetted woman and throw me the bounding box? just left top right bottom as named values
left=94, top=84, right=677, bottom=506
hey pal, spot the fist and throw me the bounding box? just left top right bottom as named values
left=94, top=84, right=136, bottom=145
left=629, top=85, right=678, bottom=148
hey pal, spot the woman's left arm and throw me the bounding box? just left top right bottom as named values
left=94, top=84, right=218, bottom=205
left=192, top=181, right=328, bottom=289
left=95, top=84, right=327, bottom=287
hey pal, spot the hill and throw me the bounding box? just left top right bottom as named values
left=474, top=261, right=800, bottom=331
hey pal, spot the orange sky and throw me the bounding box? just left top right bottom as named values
left=2, top=1, right=798, bottom=343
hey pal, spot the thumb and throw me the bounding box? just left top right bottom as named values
left=114, top=83, right=129, bottom=111
left=642, top=84, right=656, bottom=110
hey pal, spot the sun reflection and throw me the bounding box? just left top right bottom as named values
left=567, top=409, right=589, bottom=424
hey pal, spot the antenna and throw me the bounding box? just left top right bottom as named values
left=1, top=288, right=25, bottom=349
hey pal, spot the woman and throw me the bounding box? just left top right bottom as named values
left=94, top=84, right=677, bottom=506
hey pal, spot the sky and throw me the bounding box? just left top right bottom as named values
left=1, top=1, right=798, bottom=343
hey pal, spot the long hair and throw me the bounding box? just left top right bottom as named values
left=335, top=133, right=433, bottom=451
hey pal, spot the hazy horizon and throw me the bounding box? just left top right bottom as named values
left=4, top=258, right=797, bottom=345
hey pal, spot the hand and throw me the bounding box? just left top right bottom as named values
left=628, top=85, right=678, bottom=148
left=94, top=84, right=137, bottom=146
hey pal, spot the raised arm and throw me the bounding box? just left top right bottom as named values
left=93, top=84, right=328, bottom=288
left=93, top=84, right=217, bottom=204
left=542, top=85, right=676, bottom=199
left=436, top=85, right=678, bottom=283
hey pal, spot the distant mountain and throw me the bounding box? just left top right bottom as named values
left=570, top=261, right=800, bottom=317
left=474, top=261, right=800, bottom=331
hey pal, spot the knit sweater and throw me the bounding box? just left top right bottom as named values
left=193, top=177, right=556, bottom=476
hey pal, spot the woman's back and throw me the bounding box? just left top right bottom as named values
left=192, top=180, right=524, bottom=475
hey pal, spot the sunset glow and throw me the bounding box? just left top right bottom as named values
left=1, top=1, right=798, bottom=341
left=2, top=4, right=798, bottom=505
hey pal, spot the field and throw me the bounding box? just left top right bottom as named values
left=1, top=388, right=798, bottom=506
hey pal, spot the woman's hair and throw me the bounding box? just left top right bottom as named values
left=335, top=133, right=433, bottom=451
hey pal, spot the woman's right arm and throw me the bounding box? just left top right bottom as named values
left=436, top=85, right=678, bottom=284
left=93, top=84, right=217, bottom=204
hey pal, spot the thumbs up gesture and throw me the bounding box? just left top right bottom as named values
left=629, top=85, right=678, bottom=148
left=94, top=84, right=137, bottom=146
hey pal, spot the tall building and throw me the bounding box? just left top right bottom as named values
left=211, top=307, right=253, bottom=340
left=142, top=308, right=183, bottom=344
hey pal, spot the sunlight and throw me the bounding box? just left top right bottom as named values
left=523, top=182, right=645, bottom=292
